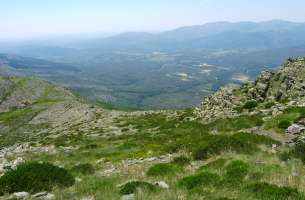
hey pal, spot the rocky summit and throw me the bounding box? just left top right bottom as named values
left=1, top=58, right=305, bottom=199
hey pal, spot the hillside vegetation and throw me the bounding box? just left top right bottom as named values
left=1, top=58, right=305, bottom=199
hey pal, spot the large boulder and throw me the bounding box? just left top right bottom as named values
left=287, top=124, right=305, bottom=135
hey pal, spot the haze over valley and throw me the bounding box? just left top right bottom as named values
left=2, top=20, right=305, bottom=109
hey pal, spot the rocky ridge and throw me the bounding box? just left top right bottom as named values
left=195, top=57, right=305, bottom=122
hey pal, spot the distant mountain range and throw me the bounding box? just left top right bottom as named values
left=1, top=20, right=305, bottom=109
left=80, top=20, right=305, bottom=51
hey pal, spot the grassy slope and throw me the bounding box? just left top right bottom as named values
left=1, top=106, right=303, bottom=199
left=2, top=69, right=305, bottom=199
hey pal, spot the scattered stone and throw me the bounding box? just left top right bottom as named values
left=103, top=167, right=117, bottom=175
left=32, top=192, right=48, bottom=198
left=121, top=194, right=135, bottom=200
left=38, top=193, right=55, bottom=200
left=287, top=124, right=305, bottom=135
left=75, top=177, right=83, bottom=182
left=155, top=181, right=169, bottom=189
left=12, top=192, right=30, bottom=199
left=145, top=157, right=157, bottom=162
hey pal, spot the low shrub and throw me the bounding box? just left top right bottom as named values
left=119, top=181, right=157, bottom=195
left=178, top=172, right=221, bottom=190
left=172, top=156, right=191, bottom=166
left=71, top=163, right=95, bottom=175
left=224, top=160, right=249, bottom=185
left=278, top=151, right=292, bottom=162
left=243, top=100, right=258, bottom=110
left=277, top=120, right=291, bottom=129
left=264, top=102, right=276, bottom=109
left=0, top=162, right=74, bottom=194
left=146, top=163, right=182, bottom=177
left=246, top=182, right=304, bottom=200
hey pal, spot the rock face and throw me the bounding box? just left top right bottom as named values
left=195, top=57, right=305, bottom=122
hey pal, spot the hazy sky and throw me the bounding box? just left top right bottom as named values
left=1, top=0, right=304, bottom=39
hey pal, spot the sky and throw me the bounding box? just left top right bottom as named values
left=0, top=0, right=305, bottom=39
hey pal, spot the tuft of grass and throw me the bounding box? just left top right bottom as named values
left=119, top=181, right=157, bottom=195
left=193, top=132, right=279, bottom=160
left=70, top=163, right=95, bottom=175
left=224, top=160, right=249, bottom=185
left=286, top=143, right=305, bottom=163
left=146, top=163, right=182, bottom=177
left=0, top=162, right=74, bottom=194
left=74, top=176, right=118, bottom=198
left=207, top=115, right=264, bottom=133
left=200, top=158, right=228, bottom=171
left=172, top=156, right=191, bottom=166
left=178, top=172, right=221, bottom=190
left=246, top=182, right=305, bottom=200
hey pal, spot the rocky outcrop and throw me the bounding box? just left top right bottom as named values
left=195, top=57, right=305, bottom=122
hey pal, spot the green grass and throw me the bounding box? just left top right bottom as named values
left=224, top=160, right=250, bottom=185
left=118, top=181, right=158, bottom=195
left=193, top=132, right=279, bottom=160
left=73, top=176, right=119, bottom=199
left=146, top=163, right=182, bottom=177
left=246, top=182, right=305, bottom=200
left=171, top=156, right=191, bottom=166
left=70, top=163, right=95, bottom=175
left=206, top=115, right=264, bottom=133
left=243, top=100, right=258, bottom=110
left=178, top=171, right=221, bottom=190
left=264, top=106, right=305, bottom=133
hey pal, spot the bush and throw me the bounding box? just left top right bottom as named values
left=224, top=160, right=249, bottom=184
left=178, top=172, right=220, bottom=190
left=246, top=182, right=304, bottom=200
left=193, top=133, right=279, bottom=160
left=119, top=181, right=157, bottom=195
left=172, top=156, right=191, bottom=166
left=71, top=163, right=95, bottom=175
left=243, top=100, right=258, bottom=110
left=146, top=163, right=182, bottom=177
left=277, top=120, right=291, bottom=129
left=264, top=102, right=276, bottom=109
left=278, top=151, right=292, bottom=162
left=0, top=162, right=74, bottom=194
